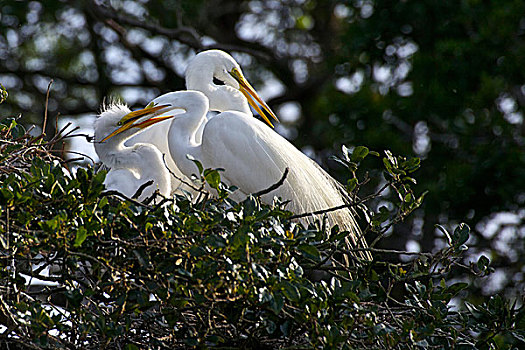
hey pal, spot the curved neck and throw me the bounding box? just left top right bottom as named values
left=95, top=129, right=131, bottom=168
left=167, top=96, right=210, bottom=176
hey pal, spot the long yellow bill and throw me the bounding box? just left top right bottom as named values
left=100, top=105, right=173, bottom=142
left=116, top=103, right=170, bottom=126
left=229, top=67, right=279, bottom=128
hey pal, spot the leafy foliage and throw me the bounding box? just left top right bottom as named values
left=0, top=119, right=522, bottom=349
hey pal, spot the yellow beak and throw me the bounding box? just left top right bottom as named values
left=229, top=67, right=279, bottom=128
left=116, top=103, right=169, bottom=126
left=100, top=105, right=173, bottom=142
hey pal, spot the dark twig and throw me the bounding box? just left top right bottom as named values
left=101, top=190, right=153, bottom=209
left=48, top=122, right=74, bottom=143
left=288, top=201, right=359, bottom=220
left=132, top=180, right=154, bottom=200
left=342, top=247, right=434, bottom=258
left=162, top=154, right=204, bottom=194
left=288, top=179, right=392, bottom=221
left=253, top=167, right=289, bottom=197
left=43, top=80, right=53, bottom=135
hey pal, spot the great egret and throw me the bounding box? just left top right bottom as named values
left=121, top=50, right=276, bottom=195
left=94, top=102, right=174, bottom=201
left=105, top=90, right=371, bottom=260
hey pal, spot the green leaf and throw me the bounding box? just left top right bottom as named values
left=382, top=157, right=394, bottom=174
left=99, top=196, right=109, bottom=208
left=74, top=227, right=88, bottom=247
left=384, top=150, right=397, bottom=167
left=280, top=281, right=301, bottom=302
left=346, top=178, right=358, bottom=192
left=268, top=293, right=284, bottom=315
left=203, top=169, right=221, bottom=190
left=232, top=231, right=249, bottom=248
left=452, top=223, right=470, bottom=248
left=351, top=146, right=369, bottom=162
left=186, top=154, right=203, bottom=174
left=298, top=244, right=321, bottom=261
left=477, top=255, right=490, bottom=271
left=401, top=157, right=421, bottom=173
left=64, top=289, right=84, bottom=308
left=0, top=83, right=7, bottom=104
left=0, top=188, right=14, bottom=204
left=123, top=345, right=140, bottom=350
left=342, top=144, right=350, bottom=161
left=446, top=282, right=469, bottom=296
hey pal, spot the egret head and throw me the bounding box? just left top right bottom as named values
left=187, top=50, right=279, bottom=127
left=101, top=91, right=209, bottom=143
left=99, top=104, right=174, bottom=143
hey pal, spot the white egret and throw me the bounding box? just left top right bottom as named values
left=94, top=102, right=174, bottom=201
left=112, top=50, right=275, bottom=197
left=105, top=89, right=371, bottom=261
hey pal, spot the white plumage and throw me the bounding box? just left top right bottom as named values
left=94, top=103, right=171, bottom=201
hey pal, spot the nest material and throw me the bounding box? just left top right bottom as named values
left=0, top=118, right=72, bottom=176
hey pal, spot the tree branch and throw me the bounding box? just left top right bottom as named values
left=253, top=167, right=289, bottom=197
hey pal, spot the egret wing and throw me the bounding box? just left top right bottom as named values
left=201, top=111, right=291, bottom=197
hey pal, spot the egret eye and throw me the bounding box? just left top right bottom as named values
left=213, top=77, right=225, bottom=86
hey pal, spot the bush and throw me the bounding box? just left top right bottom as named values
left=0, top=117, right=523, bottom=349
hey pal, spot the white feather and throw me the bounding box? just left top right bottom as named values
left=94, top=103, right=171, bottom=201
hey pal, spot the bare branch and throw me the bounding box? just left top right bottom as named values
left=132, top=180, right=154, bottom=200
left=253, top=167, right=289, bottom=197
left=43, top=80, right=53, bottom=135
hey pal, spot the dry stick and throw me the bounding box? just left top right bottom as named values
left=101, top=189, right=153, bottom=210
left=132, top=180, right=154, bottom=200
left=162, top=154, right=204, bottom=193
left=253, top=167, right=289, bottom=197
left=56, top=124, right=80, bottom=139
left=61, top=133, right=94, bottom=141
left=288, top=181, right=392, bottom=221
left=288, top=202, right=359, bottom=221
left=341, top=247, right=433, bottom=257
left=48, top=121, right=73, bottom=143
left=42, top=80, right=54, bottom=136
left=51, top=149, right=96, bottom=164
left=54, top=112, right=60, bottom=137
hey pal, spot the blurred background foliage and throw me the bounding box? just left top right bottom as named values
left=0, top=0, right=524, bottom=300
